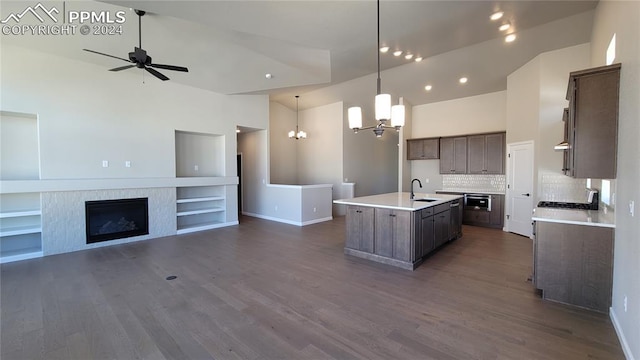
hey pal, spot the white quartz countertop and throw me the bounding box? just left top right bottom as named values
left=333, top=192, right=463, bottom=211
left=532, top=207, right=615, bottom=228
left=436, top=189, right=506, bottom=195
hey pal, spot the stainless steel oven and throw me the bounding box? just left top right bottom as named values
left=464, top=194, right=491, bottom=211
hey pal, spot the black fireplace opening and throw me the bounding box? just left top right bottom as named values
left=85, top=198, right=149, bottom=244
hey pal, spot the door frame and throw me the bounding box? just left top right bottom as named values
left=505, top=140, right=535, bottom=237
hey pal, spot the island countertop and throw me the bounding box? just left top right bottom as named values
left=333, top=192, right=463, bottom=211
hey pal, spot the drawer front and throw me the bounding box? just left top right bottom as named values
left=420, top=208, right=433, bottom=217
left=463, top=210, right=490, bottom=223
left=434, top=203, right=450, bottom=214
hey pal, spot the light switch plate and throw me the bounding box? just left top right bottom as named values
left=630, top=200, right=635, bottom=217
left=102, top=160, right=109, bottom=168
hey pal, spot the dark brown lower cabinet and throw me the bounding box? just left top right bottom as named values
left=374, top=208, right=412, bottom=262
left=345, top=206, right=374, bottom=252
left=433, top=208, right=450, bottom=248
left=534, top=221, right=614, bottom=313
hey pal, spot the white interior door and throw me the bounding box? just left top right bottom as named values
left=506, top=141, right=534, bottom=237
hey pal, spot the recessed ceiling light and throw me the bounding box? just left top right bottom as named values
left=393, top=50, right=402, bottom=57
left=505, top=34, right=517, bottom=43
left=414, top=57, right=423, bottom=62
left=424, top=85, right=432, bottom=91
left=490, top=11, right=504, bottom=21
left=380, top=46, right=389, bottom=53
left=499, top=23, right=511, bottom=31
left=265, top=73, right=273, bottom=79
left=459, top=77, right=468, bottom=84
left=405, top=54, right=413, bottom=60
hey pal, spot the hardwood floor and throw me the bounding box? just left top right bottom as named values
left=1, top=216, right=624, bottom=359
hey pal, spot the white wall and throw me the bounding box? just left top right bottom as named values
left=410, top=91, right=507, bottom=192
left=506, top=44, right=591, bottom=203
left=590, top=1, right=640, bottom=358
left=1, top=44, right=266, bottom=182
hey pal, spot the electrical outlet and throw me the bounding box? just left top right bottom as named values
left=194, top=165, right=199, bottom=171
left=630, top=200, right=635, bottom=217
left=125, top=161, right=131, bottom=168
left=313, top=207, right=317, bottom=213
left=102, top=160, right=109, bottom=168
left=425, top=178, right=430, bottom=184
left=275, top=205, right=278, bottom=211
left=624, top=295, right=628, bottom=312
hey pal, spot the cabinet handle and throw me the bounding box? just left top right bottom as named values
left=522, top=193, right=530, bottom=197
left=450, top=203, right=459, bottom=208
left=390, top=214, right=396, bottom=217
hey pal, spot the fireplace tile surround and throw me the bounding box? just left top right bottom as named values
left=41, top=188, right=176, bottom=255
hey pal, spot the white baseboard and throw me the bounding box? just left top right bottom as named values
left=242, top=212, right=332, bottom=227
left=610, top=307, right=636, bottom=360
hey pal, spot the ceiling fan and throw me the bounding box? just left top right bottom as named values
left=83, top=9, right=188, bottom=81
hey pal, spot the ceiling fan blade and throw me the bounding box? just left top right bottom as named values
left=145, top=67, right=169, bottom=81
left=149, top=63, right=189, bottom=72
left=109, top=65, right=136, bottom=72
left=83, top=49, right=132, bottom=63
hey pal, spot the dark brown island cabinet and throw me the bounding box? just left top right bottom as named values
left=534, top=221, right=614, bottom=313
left=563, top=63, right=620, bottom=179
left=344, top=199, right=463, bottom=270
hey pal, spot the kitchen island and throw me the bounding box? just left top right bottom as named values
left=333, top=192, right=463, bottom=270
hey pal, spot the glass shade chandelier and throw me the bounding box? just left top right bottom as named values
left=347, top=0, right=405, bottom=137
left=288, top=95, right=307, bottom=140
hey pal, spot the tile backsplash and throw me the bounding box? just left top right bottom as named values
left=539, top=172, right=589, bottom=202
left=442, top=174, right=505, bottom=193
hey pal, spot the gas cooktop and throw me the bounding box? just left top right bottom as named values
left=537, top=201, right=594, bottom=210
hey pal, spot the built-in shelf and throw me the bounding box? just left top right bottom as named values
left=176, top=186, right=227, bottom=234
left=0, top=225, right=42, bottom=237
left=176, top=196, right=225, bottom=204
left=177, top=208, right=225, bottom=217
left=176, top=221, right=228, bottom=235
left=0, top=247, right=43, bottom=264
left=0, top=210, right=41, bottom=218
left=0, top=192, right=43, bottom=263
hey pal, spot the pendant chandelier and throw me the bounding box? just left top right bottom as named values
left=347, top=0, right=405, bottom=137
left=288, top=95, right=307, bottom=140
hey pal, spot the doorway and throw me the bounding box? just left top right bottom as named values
left=237, top=153, right=242, bottom=215
left=506, top=141, right=534, bottom=237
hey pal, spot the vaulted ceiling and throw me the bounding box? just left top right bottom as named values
left=1, top=0, right=598, bottom=109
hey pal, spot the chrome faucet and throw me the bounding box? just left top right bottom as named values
left=410, top=178, right=423, bottom=200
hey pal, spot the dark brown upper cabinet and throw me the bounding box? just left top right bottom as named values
left=439, top=136, right=467, bottom=174
left=565, top=63, right=620, bottom=179
left=407, top=138, right=439, bottom=160
left=467, top=132, right=505, bottom=174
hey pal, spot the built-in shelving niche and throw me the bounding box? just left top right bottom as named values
left=0, top=111, right=43, bottom=263
left=175, top=130, right=224, bottom=177
left=174, top=130, right=228, bottom=234
left=176, top=186, right=226, bottom=234
left=0, top=193, right=43, bottom=263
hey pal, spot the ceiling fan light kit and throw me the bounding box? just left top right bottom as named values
left=83, top=9, right=188, bottom=81
left=348, top=0, right=404, bottom=138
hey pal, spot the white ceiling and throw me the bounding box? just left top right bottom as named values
left=1, top=0, right=597, bottom=110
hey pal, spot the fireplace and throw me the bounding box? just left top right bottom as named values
left=85, top=198, right=149, bottom=244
